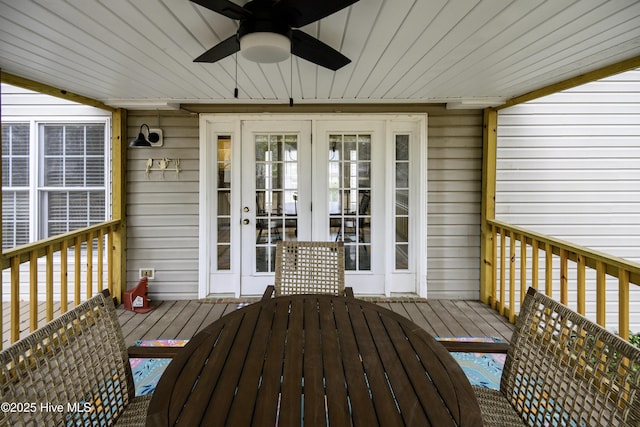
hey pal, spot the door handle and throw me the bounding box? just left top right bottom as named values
left=243, top=219, right=250, bottom=225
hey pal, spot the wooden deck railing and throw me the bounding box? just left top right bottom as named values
left=486, top=219, right=640, bottom=340
left=1, top=220, right=121, bottom=346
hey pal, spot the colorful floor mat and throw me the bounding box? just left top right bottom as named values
left=435, top=336, right=506, bottom=390
left=131, top=337, right=506, bottom=396
left=130, top=339, right=188, bottom=396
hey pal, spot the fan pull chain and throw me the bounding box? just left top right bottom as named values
left=289, top=56, right=294, bottom=107
left=234, top=53, right=239, bottom=98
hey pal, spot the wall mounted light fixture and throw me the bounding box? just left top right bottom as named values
left=130, top=124, right=163, bottom=148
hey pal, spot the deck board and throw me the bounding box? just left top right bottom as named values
left=2, top=298, right=515, bottom=349
left=116, top=298, right=515, bottom=347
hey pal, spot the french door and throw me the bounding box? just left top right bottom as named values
left=199, top=115, right=426, bottom=298
left=239, top=121, right=312, bottom=294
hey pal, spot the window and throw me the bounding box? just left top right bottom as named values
left=394, top=134, right=410, bottom=270
left=2, top=121, right=109, bottom=250
left=2, top=123, right=30, bottom=248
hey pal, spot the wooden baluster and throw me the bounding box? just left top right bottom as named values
left=499, top=230, right=506, bottom=316
left=491, top=226, right=497, bottom=308
left=509, top=231, right=516, bottom=323
left=11, top=256, right=21, bottom=343
left=86, top=232, right=93, bottom=298
left=108, top=228, right=114, bottom=296
left=596, top=260, right=606, bottom=327
left=520, top=233, right=527, bottom=304
left=61, top=240, right=69, bottom=313
left=46, top=245, right=54, bottom=322
left=545, top=242, right=553, bottom=296
left=619, top=269, right=629, bottom=341
left=577, top=254, right=586, bottom=315
left=532, top=239, right=539, bottom=290
left=560, top=249, right=568, bottom=305
left=98, top=229, right=104, bottom=291
left=30, top=251, right=38, bottom=332
left=75, top=236, right=82, bottom=306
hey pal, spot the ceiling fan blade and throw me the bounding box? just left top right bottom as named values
left=190, top=0, right=251, bottom=20
left=291, top=30, right=350, bottom=71
left=276, top=0, right=359, bottom=28
left=194, top=35, right=240, bottom=63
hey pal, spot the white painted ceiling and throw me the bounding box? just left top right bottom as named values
left=1, top=0, right=640, bottom=109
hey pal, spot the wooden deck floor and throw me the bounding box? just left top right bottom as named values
left=2, top=298, right=515, bottom=349
left=116, top=298, right=515, bottom=347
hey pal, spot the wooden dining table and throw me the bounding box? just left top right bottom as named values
left=146, top=294, right=484, bottom=426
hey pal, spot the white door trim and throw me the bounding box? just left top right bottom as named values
left=199, top=114, right=427, bottom=298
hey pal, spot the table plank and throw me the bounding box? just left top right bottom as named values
left=319, top=298, right=353, bottom=426
left=226, top=303, right=277, bottom=425
left=252, top=299, right=290, bottom=424
left=346, top=301, right=405, bottom=426
left=280, top=298, right=304, bottom=426
left=302, top=298, right=328, bottom=427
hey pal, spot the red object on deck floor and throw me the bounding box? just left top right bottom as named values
left=123, top=277, right=155, bottom=313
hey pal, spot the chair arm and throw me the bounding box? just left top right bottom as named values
left=439, top=341, right=510, bottom=353
left=127, top=346, right=182, bottom=359
left=262, top=285, right=276, bottom=300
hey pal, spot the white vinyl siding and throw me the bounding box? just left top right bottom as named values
left=427, top=109, right=483, bottom=299
left=496, top=68, right=640, bottom=331
left=126, top=111, right=200, bottom=299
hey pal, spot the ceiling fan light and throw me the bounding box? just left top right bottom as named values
left=240, top=32, right=290, bottom=63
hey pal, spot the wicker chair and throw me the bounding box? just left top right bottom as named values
left=263, top=241, right=353, bottom=298
left=444, top=287, right=640, bottom=426
left=0, top=290, right=165, bottom=426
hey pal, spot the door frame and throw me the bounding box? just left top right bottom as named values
left=198, top=114, right=427, bottom=298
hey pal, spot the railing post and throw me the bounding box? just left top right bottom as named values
left=111, top=109, right=127, bottom=304
left=480, top=108, right=498, bottom=304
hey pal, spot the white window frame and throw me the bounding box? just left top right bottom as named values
left=2, top=117, right=111, bottom=248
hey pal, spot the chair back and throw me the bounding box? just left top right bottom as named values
left=274, top=241, right=345, bottom=296
left=0, top=290, right=135, bottom=426
left=501, top=287, right=640, bottom=426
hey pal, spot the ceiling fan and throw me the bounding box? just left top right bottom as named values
left=191, top=0, right=359, bottom=71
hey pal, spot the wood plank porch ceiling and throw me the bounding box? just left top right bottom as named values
left=1, top=1, right=639, bottom=108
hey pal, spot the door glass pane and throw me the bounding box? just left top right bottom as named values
left=395, top=134, right=410, bottom=270
left=217, top=135, right=232, bottom=271
left=329, top=133, right=371, bottom=271
left=255, top=133, right=298, bottom=272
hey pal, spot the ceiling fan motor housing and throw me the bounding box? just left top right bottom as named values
left=238, top=1, right=292, bottom=63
